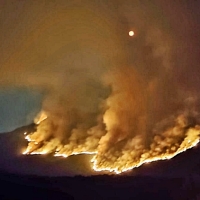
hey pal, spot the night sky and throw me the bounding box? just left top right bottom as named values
left=0, top=0, right=200, bottom=178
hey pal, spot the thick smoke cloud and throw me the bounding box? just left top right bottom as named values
left=1, top=0, right=200, bottom=173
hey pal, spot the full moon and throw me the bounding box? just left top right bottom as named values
left=129, top=31, right=135, bottom=36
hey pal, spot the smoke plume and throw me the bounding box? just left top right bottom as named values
left=1, top=0, right=200, bottom=173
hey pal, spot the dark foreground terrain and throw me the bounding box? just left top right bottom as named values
left=0, top=171, right=200, bottom=200
left=0, top=126, right=200, bottom=199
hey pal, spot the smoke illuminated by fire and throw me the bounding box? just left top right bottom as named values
left=23, top=107, right=200, bottom=174
left=0, top=1, right=200, bottom=174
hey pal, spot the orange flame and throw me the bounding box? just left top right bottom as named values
left=23, top=123, right=200, bottom=174
left=34, top=111, right=47, bottom=124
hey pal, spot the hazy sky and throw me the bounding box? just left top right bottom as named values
left=0, top=0, right=199, bottom=133
left=0, top=0, right=200, bottom=176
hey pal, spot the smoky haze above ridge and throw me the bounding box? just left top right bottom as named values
left=0, top=0, right=200, bottom=174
